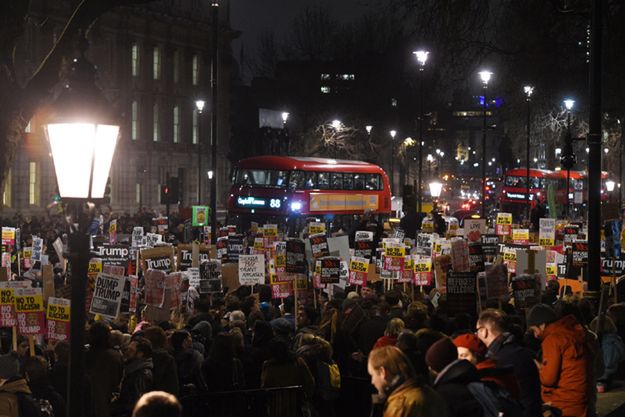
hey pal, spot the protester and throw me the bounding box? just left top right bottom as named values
left=261, top=337, right=315, bottom=400
left=589, top=316, right=625, bottom=392
left=22, top=355, right=65, bottom=417
left=0, top=351, right=42, bottom=417
left=170, top=330, right=204, bottom=393
left=368, top=345, right=448, bottom=417
left=132, top=391, right=181, bottom=417
left=526, top=304, right=591, bottom=417
left=476, top=309, right=542, bottom=417
left=143, top=326, right=179, bottom=395
left=373, top=318, right=405, bottom=350
left=202, top=333, right=245, bottom=391
left=112, top=337, right=154, bottom=416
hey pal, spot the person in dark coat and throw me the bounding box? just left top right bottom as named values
left=171, top=329, right=205, bottom=393
left=143, top=326, right=179, bottom=395
left=50, top=340, right=69, bottom=401
left=425, top=337, right=483, bottom=417
left=247, top=320, right=274, bottom=388
left=112, top=337, right=154, bottom=417
left=85, top=322, right=124, bottom=417
left=477, top=309, right=542, bottom=417
left=202, top=333, right=245, bottom=392
left=23, top=355, right=66, bottom=417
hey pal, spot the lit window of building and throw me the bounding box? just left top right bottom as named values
left=131, top=43, right=139, bottom=77
left=320, top=86, right=331, bottom=94
left=192, top=54, right=199, bottom=85
left=173, top=105, right=180, bottom=143
left=153, top=103, right=160, bottom=142
left=136, top=183, right=141, bottom=204
left=192, top=110, right=198, bottom=144
left=131, top=100, right=139, bottom=140
left=2, top=168, right=11, bottom=207
left=153, top=46, right=161, bottom=80
left=391, top=98, right=398, bottom=107
left=29, top=162, right=39, bottom=206
left=320, top=73, right=331, bottom=80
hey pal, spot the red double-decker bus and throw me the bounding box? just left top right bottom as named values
left=500, top=168, right=551, bottom=217
left=227, top=156, right=392, bottom=228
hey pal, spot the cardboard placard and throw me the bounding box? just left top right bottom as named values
left=446, top=271, right=477, bottom=315
left=141, top=246, right=175, bottom=273
left=539, top=218, right=556, bottom=247
left=177, top=244, right=211, bottom=271
left=238, top=254, right=265, bottom=286
left=144, top=269, right=167, bottom=307
left=286, top=239, right=306, bottom=274
left=464, top=219, right=486, bottom=243
left=90, top=273, right=125, bottom=319
left=319, top=257, right=341, bottom=284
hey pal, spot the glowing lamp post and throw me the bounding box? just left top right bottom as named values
left=429, top=180, right=443, bottom=200
left=195, top=99, right=206, bottom=204
left=413, top=49, right=430, bottom=214
left=44, top=41, right=120, bottom=417
left=523, top=85, right=534, bottom=220
left=390, top=129, right=397, bottom=194
left=478, top=70, right=493, bottom=218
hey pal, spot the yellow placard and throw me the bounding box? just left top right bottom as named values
left=47, top=302, right=70, bottom=322
left=254, top=238, right=264, bottom=250
left=309, top=193, right=379, bottom=212
left=0, top=288, right=14, bottom=304
left=503, top=249, right=516, bottom=261
left=385, top=245, right=405, bottom=258
left=414, top=259, right=432, bottom=273
left=263, top=225, right=278, bottom=237
left=15, top=292, right=44, bottom=313
left=496, top=213, right=512, bottom=225
left=349, top=258, right=369, bottom=273
left=309, top=222, right=326, bottom=235
left=539, top=238, right=555, bottom=247
left=546, top=264, right=557, bottom=276
left=22, top=248, right=33, bottom=260
left=88, top=259, right=102, bottom=278
left=512, top=229, right=529, bottom=242
left=404, top=256, right=414, bottom=271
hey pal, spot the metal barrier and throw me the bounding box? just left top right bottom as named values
left=180, top=385, right=304, bottom=417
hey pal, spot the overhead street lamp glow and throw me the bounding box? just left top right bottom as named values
left=606, top=180, right=616, bottom=192
left=429, top=180, right=443, bottom=198
left=413, top=50, right=430, bottom=67
left=523, top=85, right=534, bottom=98
left=479, top=70, right=493, bottom=85
left=365, top=125, right=373, bottom=134
left=281, top=112, right=289, bottom=123
left=390, top=129, right=397, bottom=139
left=195, top=99, right=206, bottom=113
left=563, top=99, right=575, bottom=111
left=331, top=119, right=342, bottom=130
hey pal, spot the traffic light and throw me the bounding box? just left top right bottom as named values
left=160, top=184, right=171, bottom=204
left=160, top=177, right=180, bottom=204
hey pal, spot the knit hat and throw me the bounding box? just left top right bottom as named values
left=453, top=333, right=487, bottom=357
left=526, top=304, right=557, bottom=328
left=0, top=352, right=20, bottom=380
left=425, top=337, right=458, bottom=373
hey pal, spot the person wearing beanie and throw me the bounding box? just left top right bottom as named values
left=425, top=338, right=483, bottom=417
left=0, top=352, right=41, bottom=417
left=368, top=346, right=448, bottom=417
left=453, top=333, right=520, bottom=400
left=527, top=303, right=591, bottom=417
left=477, top=309, right=541, bottom=417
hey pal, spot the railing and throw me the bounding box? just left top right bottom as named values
left=180, top=385, right=304, bottom=417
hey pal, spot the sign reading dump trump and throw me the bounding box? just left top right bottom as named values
left=90, top=273, right=126, bottom=319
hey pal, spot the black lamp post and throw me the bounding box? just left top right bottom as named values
left=413, top=50, right=429, bottom=214
left=561, top=98, right=576, bottom=219
left=210, top=0, right=219, bottom=245
left=523, top=85, right=534, bottom=221
left=478, top=70, right=493, bottom=218
left=195, top=99, right=205, bottom=205
left=44, top=35, right=120, bottom=417
left=390, top=129, right=397, bottom=194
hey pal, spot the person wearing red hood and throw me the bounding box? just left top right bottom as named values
left=527, top=304, right=591, bottom=417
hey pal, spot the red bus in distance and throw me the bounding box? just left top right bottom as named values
left=227, top=156, right=391, bottom=222
left=500, top=168, right=551, bottom=213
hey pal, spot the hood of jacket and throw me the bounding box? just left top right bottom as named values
left=125, top=357, right=153, bottom=375
left=543, top=315, right=586, bottom=349
left=434, top=359, right=479, bottom=387
left=0, top=377, right=31, bottom=395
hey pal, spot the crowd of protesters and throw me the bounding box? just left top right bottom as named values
left=0, top=210, right=625, bottom=417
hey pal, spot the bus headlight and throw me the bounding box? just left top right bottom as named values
left=290, top=201, right=303, bottom=212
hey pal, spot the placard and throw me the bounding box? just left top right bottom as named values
left=0, top=283, right=18, bottom=327
left=446, top=271, right=477, bottom=315
left=286, top=239, right=306, bottom=274
left=496, top=213, right=512, bottom=236
left=141, top=246, right=175, bottom=273
left=539, top=218, right=556, bottom=247
left=416, top=233, right=433, bottom=256
left=226, top=235, right=245, bottom=263
left=355, top=231, right=374, bottom=242
left=238, top=254, right=265, bottom=286
left=320, top=257, right=341, bottom=284
left=348, top=256, right=369, bottom=286
left=512, top=274, right=537, bottom=307
left=464, top=219, right=486, bottom=243
left=15, top=288, right=45, bottom=335
left=192, top=205, right=210, bottom=227
left=468, top=243, right=485, bottom=272
left=310, top=234, right=330, bottom=259
left=572, top=241, right=588, bottom=267
left=177, top=244, right=210, bottom=271
left=96, top=244, right=130, bottom=274
left=512, top=229, right=530, bottom=245
left=131, top=227, right=144, bottom=248
left=414, top=255, right=432, bottom=286
left=32, top=237, right=43, bottom=262
left=47, top=297, right=70, bottom=341
left=144, top=269, right=166, bottom=307
left=90, top=273, right=125, bottom=319
left=308, top=222, right=326, bottom=236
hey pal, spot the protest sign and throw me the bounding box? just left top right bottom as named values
left=399, top=256, right=414, bottom=283
left=414, top=255, right=432, bottom=286
left=90, top=273, right=125, bottom=319
left=481, top=234, right=499, bottom=258
left=238, top=254, right=265, bottom=286
left=192, top=206, right=210, bottom=227
left=572, top=241, right=588, bottom=267
left=446, top=271, right=477, bottom=315
left=108, top=219, right=117, bottom=244
left=450, top=238, right=470, bottom=272
left=96, top=244, right=130, bottom=274
left=468, top=243, right=485, bottom=272
left=286, top=239, right=306, bottom=274
left=32, top=237, right=43, bottom=262
left=131, top=227, right=144, bottom=248
left=495, top=213, right=512, bottom=236
left=355, top=231, right=374, bottom=242
left=177, top=244, right=210, bottom=271
left=416, top=233, right=433, bottom=256
left=200, top=260, right=223, bottom=294
left=310, top=234, right=330, bottom=259
left=308, top=222, right=326, bottom=235
left=512, top=274, right=538, bottom=308
left=0, top=282, right=21, bottom=327
left=271, top=282, right=293, bottom=299
left=384, top=242, right=405, bottom=271
left=320, top=257, right=341, bottom=284
left=512, top=229, right=530, bottom=245
left=15, top=288, right=45, bottom=335
left=563, top=224, right=579, bottom=247
left=485, top=264, right=509, bottom=299
left=144, top=269, right=166, bottom=307
left=349, top=256, right=369, bottom=286
left=464, top=219, right=486, bottom=243
left=47, top=297, right=70, bottom=341
left=226, top=235, right=245, bottom=262
left=354, top=240, right=374, bottom=258
left=141, top=246, right=175, bottom=273
left=539, top=218, right=556, bottom=247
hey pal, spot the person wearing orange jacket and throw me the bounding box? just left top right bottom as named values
left=526, top=304, right=591, bottom=417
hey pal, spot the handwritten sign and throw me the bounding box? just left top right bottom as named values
left=238, top=254, right=265, bottom=286
left=539, top=218, right=555, bottom=247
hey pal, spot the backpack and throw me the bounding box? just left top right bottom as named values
left=315, top=361, right=341, bottom=401
left=467, top=381, right=524, bottom=417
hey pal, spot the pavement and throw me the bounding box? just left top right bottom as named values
left=597, top=381, right=625, bottom=417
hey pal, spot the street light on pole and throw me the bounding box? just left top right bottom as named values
left=523, top=85, right=534, bottom=221
left=414, top=49, right=430, bottom=215
left=365, top=125, right=373, bottom=135
left=478, top=70, right=493, bottom=218
left=390, top=129, right=397, bottom=194
left=44, top=36, right=120, bottom=417
left=195, top=99, right=205, bottom=205
left=561, top=98, right=576, bottom=219
left=281, top=111, right=290, bottom=154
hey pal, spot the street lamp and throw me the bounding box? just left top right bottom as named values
left=478, top=70, right=493, bottom=218
left=281, top=111, right=290, bottom=154
left=523, top=85, right=534, bottom=220
left=606, top=179, right=616, bottom=192
left=413, top=49, right=430, bottom=215
left=332, top=119, right=342, bottom=130
left=195, top=99, right=205, bottom=205
left=44, top=39, right=120, bottom=417
left=561, top=98, right=576, bottom=219
left=281, top=111, right=289, bottom=124
left=365, top=125, right=373, bottom=135
left=390, top=129, right=397, bottom=194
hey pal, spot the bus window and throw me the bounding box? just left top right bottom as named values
left=290, top=170, right=304, bottom=189
left=331, top=172, right=343, bottom=189
left=304, top=172, right=316, bottom=189
left=235, top=169, right=287, bottom=188
left=353, top=173, right=365, bottom=190
left=343, top=173, right=354, bottom=190
left=366, top=174, right=381, bottom=190
left=318, top=172, right=330, bottom=189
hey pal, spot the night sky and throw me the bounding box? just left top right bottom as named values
left=230, top=0, right=374, bottom=81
